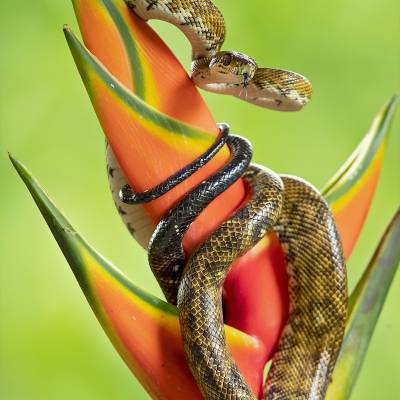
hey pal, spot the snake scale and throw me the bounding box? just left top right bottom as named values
left=106, top=1, right=348, bottom=399
left=125, top=0, right=313, bottom=111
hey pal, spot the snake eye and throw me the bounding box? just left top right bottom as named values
left=221, top=53, right=232, bottom=66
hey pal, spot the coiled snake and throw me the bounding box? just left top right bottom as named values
left=106, top=1, right=348, bottom=399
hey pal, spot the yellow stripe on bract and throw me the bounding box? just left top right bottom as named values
left=140, top=51, right=160, bottom=108
left=77, top=248, right=138, bottom=365
left=66, top=29, right=216, bottom=157
left=79, top=245, right=258, bottom=351
left=248, top=235, right=273, bottom=258
left=225, top=326, right=263, bottom=349
left=80, top=246, right=173, bottom=321
left=330, top=143, right=385, bottom=214
left=125, top=11, right=161, bottom=108
left=111, top=0, right=160, bottom=107
left=93, top=75, right=215, bottom=156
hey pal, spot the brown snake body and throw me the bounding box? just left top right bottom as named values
left=125, top=0, right=313, bottom=111
left=177, top=170, right=347, bottom=399
left=108, top=1, right=349, bottom=398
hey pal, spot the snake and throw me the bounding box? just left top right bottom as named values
left=124, top=0, right=313, bottom=111
left=105, top=1, right=348, bottom=399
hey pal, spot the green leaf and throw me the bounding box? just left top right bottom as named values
left=327, top=208, right=400, bottom=399
left=322, top=95, right=398, bottom=202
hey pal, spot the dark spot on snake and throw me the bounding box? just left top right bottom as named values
left=279, top=88, right=290, bottom=98
left=221, top=53, right=232, bottom=66
left=126, top=1, right=136, bottom=9
left=146, top=0, right=157, bottom=11
left=108, top=166, right=115, bottom=177
left=118, top=205, right=127, bottom=215
left=127, top=223, right=135, bottom=235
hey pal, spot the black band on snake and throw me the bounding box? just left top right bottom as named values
left=119, top=123, right=348, bottom=399
left=120, top=123, right=231, bottom=204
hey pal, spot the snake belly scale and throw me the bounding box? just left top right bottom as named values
left=105, top=1, right=348, bottom=399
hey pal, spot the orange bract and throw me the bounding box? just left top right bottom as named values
left=70, top=0, right=287, bottom=357
left=64, top=0, right=392, bottom=398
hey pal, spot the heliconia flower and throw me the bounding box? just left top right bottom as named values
left=10, top=0, right=399, bottom=399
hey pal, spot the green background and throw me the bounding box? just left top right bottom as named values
left=1, top=0, right=399, bottom=399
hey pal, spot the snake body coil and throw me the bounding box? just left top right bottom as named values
left=116, top=124, right=347, bottom=399
left=121, top=124, right=253, bottom=304
left=108, top=1, right=348, bottom=398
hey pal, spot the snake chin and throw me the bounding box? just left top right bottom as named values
left=209, top=50, right=257, bottom=85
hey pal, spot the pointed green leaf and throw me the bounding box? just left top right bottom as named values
left=320, top=95, right=398, bottom=258
left=327, top=208, right=400, bottom=399
left=322, top=95, right=398, bottom=201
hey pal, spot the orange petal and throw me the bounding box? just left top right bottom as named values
left=69, top=0, right=246, bottom=256
left=66, top=0, right=281, bottom=356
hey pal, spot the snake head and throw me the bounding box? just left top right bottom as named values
left=209, top=51, right=257, bottom=86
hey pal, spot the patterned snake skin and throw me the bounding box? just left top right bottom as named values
left=177, top=172, right=347, bottom=400
left=113, top=127, right=347, bottom=399
left=121, top=125, right=253, bottom=305
left=177, top=165, right=284, bottom=399
left=124, top=0, right=313, bottom=111
left=108, top=1, right=348, bottom=398
left=264, top=176, right=347, bottom=399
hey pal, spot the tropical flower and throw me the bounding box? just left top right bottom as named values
left=11, top=1, right=399, bottom=399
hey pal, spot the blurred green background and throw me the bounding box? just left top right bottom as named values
left=1, top=0, right=399, bottom=399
